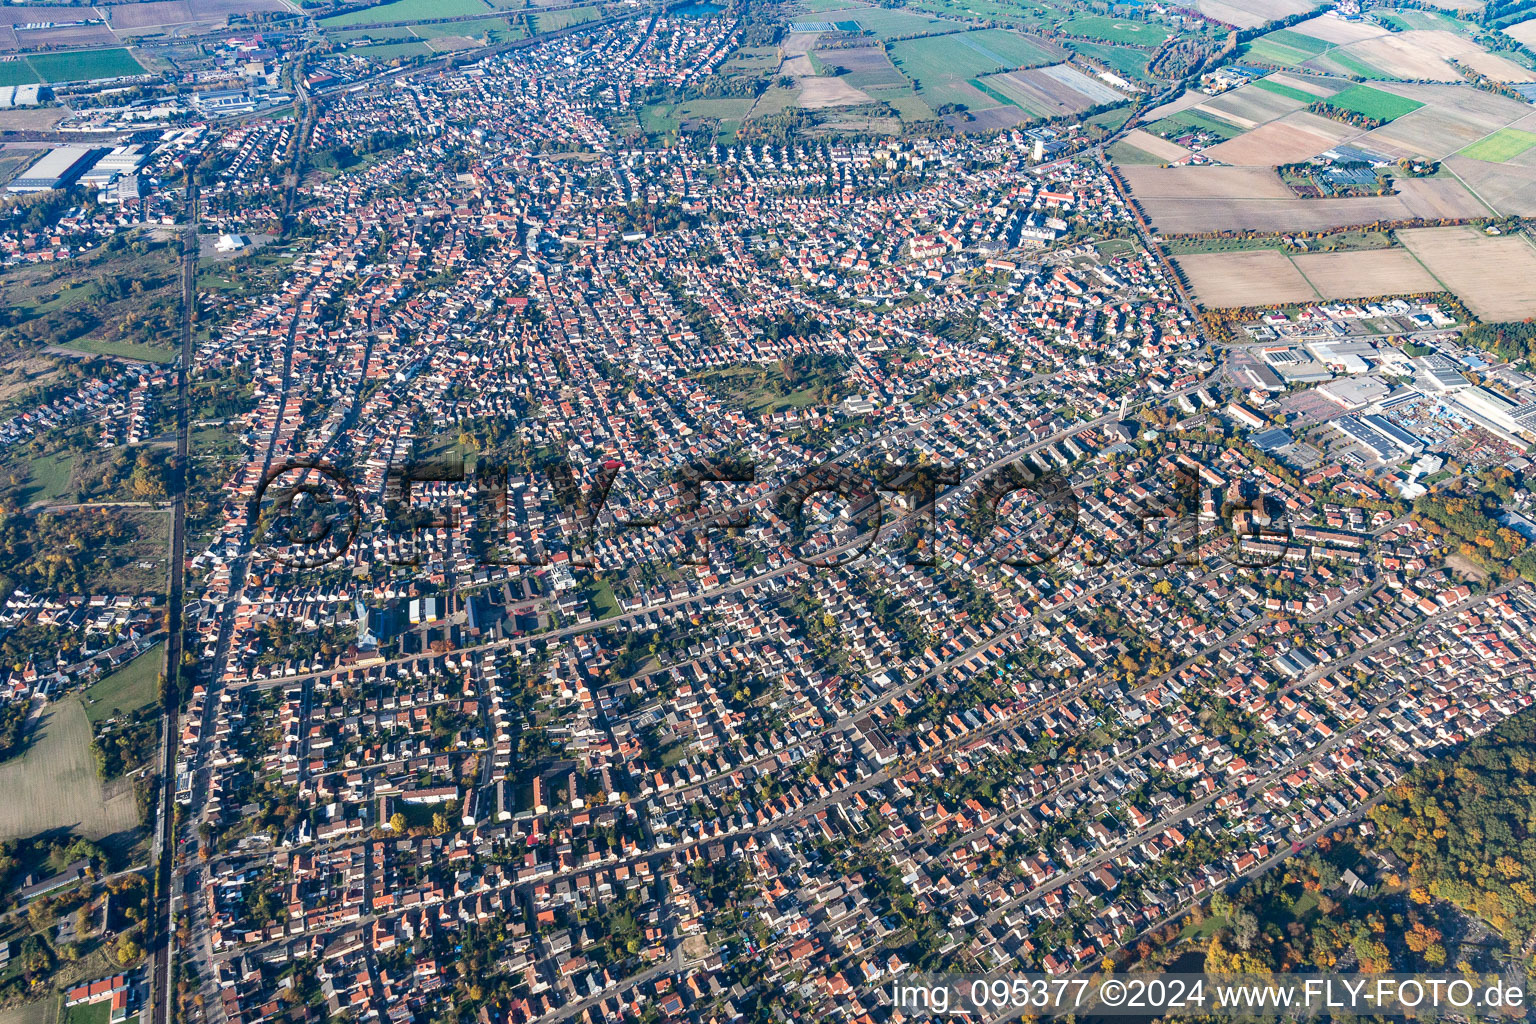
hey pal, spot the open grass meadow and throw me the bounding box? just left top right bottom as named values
left=14, top=450, right=76, bottom=505
left=59, top=337, right=178, bottom=363
left=81, top=646, right=162, bottom=725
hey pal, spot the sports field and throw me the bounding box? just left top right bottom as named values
left=0, top=700, right=141, bottom=840
left=1458, top=127, right=1536, bottom=162
left=1324, top=83, right=1423, bottom=122
left=25, top=48, right=145, bottom=83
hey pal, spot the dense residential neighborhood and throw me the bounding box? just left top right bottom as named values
left=1, top=0, right=1535, bottom=1023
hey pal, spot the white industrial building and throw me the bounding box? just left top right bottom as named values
left=6, top=145, right=95, bottom=193
left=80, top=145, right=146, bottom=189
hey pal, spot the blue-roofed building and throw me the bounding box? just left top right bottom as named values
left=1252, top=428, right=1294, bottom=452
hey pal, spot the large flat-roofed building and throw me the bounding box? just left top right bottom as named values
left=80, top=145, right=145, bottom=188
left=1336, top=414, right=1425, bottom=462
left=0, top=84, right=41, bottom=108
left=1445, top=386, right=1536, bottom=445
left=7, top=145, right=95, bottom=193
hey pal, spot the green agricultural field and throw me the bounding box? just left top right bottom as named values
left=25, top=48, right=145, bottom=83
left=1244, top=28, right=1331, bottom=66
left=1066, top=39, right=1151, bottom=81
left=411, top=17, right=523, bottom=41
left=1262, top=28, right=1331, bottom=54
left=82, top=646, right=163, bottom=725
left=970, top=76, right=1022, bottom=109
left=910, top=0, right=1051, bottom=27
left=1252, top=76, right=1316, bottom=102
left=0, top=60, right=40, bottom=87
left=1458, top=127, right=1536, bottom=162
left=532, top=4, right=604, bottom=31
left=1321, top=49, right=1391, bottom=79
left=321, top=0, right=491, bottom=27
left=841, top=7, right=961, bottom=38
left=1326, top=83, right=1422, bottom=122
left=1063, top=15, right=1168, bottom=45
left=1145, top=108, right=1244, bottom=141
left=1106, top=139, right=1163, bottom=164
left=327, top=26, right=417, bottom=42
left=889, top=29, right=1056, bottom=108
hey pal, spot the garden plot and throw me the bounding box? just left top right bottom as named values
left=1397, top=226, right=1536, bottom=320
